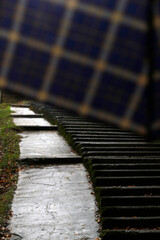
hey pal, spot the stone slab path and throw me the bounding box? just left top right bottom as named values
left=9, top=105, right=99, bottom=240
left=13, top=118, right=52, bottom=127
left=10, top=165, right=99, bottom=240
left=19, top=131, right=80, bottom=160
left=11, top=107, right=36, bottom=116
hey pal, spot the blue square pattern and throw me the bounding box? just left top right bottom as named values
left=8, top=43, right=50, bottom=89
left=92, top=72, right=137, bottom=117
left=124, top=0, right=149, bottom=20
left=79, top=0, right=119, bottom=9
left=20, top=0, right=65, bottom=44
left=0, top=0, right=18, bottom=30
left=65, top=11, right=109, bottom=59
left=50, top=59, right=93, bottom=103
left=108, top=24, right=147, bottom=73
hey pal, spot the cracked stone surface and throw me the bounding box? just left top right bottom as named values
left=13, top=118, right=52, bottom=127
left=11, top=107, right=36, bottom=115
left=19, top=131, right=79, bottom=159
left=9, top=165, right=99, bottom=240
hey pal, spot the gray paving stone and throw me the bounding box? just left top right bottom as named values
left=11, top=107, right=36, bottom=116
left=13, top=118, right=53, bottom=127
left=9, top=165, right=99, bottom=240
left=9, top=106, right=99, bottom=239
left=19, top=131, right=79, bottom=160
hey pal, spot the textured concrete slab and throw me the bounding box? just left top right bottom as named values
left=11, top=107, right=36, bottom=116
left=13, top=118, right=53, bottom=127
left=19, top=131, right=79, bottom=159
left=9, top=165, right=99, bottom=240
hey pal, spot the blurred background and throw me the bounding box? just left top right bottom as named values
left=0, top=0, right=160, bottom=138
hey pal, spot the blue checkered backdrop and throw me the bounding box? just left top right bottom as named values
left=0, top=0, right=159, bottom=137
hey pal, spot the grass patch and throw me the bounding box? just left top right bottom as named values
left=0, top=104, right=20, bottom=230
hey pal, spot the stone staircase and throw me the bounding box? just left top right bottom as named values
left=31, top=101, right=160, bottom=240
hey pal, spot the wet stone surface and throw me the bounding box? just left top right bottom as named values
left=13, top=118, right=53, bottom=127
left=9, top=106, right=99, bottom=239
left=9, top=165, right=99, bottom=240
left=19, top=131, right=79, bottom=159
left=11, top=107, right=36, bottom=116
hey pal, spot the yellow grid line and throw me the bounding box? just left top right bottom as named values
left=37, top=0, right=79, bottom=101
left=0, top=27, right=140, bottom=88
left=0, top=0, right=156, bottom=135
left=89, top=108, right=147, bottom=135
left=1, top=78, right=147, bottom=135
left=0, top=0, right=27, bottom=82
left=34, top=0, right=148, bottom=31
left=124, top=63, right=149, bottom=120
left=77, top=2, right=147, bottom=31
left=42, top=89, right=148, bottom=135
left=80, top=0, right=134, bottom=113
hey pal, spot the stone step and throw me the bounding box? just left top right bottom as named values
left=95, top=176, right=160, bottom=186
left=102, top=216, right=160, bottom=229
left=16, top=125, right=58, bottom=131
left=101, top=196, right=160, bottom=207
left=11, top=107, right=36, bottom=116
left=70, top=133, right=133, bottom=137
left=59, top=122, right=107, bottom=126
left=79, top=142, right=157, bottom=147
left=19, top=156, right=82, bottom=164
left=12, top=114, right=43, bottom=118
left=81, top=147, right=160, bottom=152
left=102, top=206, right=160, bottom=217
left=9, top=165, right=99, bottom=239
left=96, top=186, right=160, bottom=196
left=66, top=129, right=141, bottom=135
left=83, top=151, right=160, bottom=157
left=94, top=169, right=160, bottom=177
left=70, top=134, right=139, bottom=139
left=72, top=135, right=145, bottom=139
left=11, top=104, right=30, bottom=108
left=56, top=117, right=88, bottom=121
left=64, top=127, right=133, bottom=133
left=87, top=156, right=160, bottom=164
left=30, top=102, right=160, bottom=238
left=75, top=139, right=147, bottom=145
left=13, top=117, right=56, bottom=130
left=101, top=231, right=160, bottom=240
left=19, top=131, right=79, bottom=161
left=92, top=163, right=160, bottom=170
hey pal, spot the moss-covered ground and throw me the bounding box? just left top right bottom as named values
left=0, top=104, right=20, bottom=239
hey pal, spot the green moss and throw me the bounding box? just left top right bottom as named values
left=0, top=104, right=20, bottom=225
left=0, top=185, right=17, bottom=225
